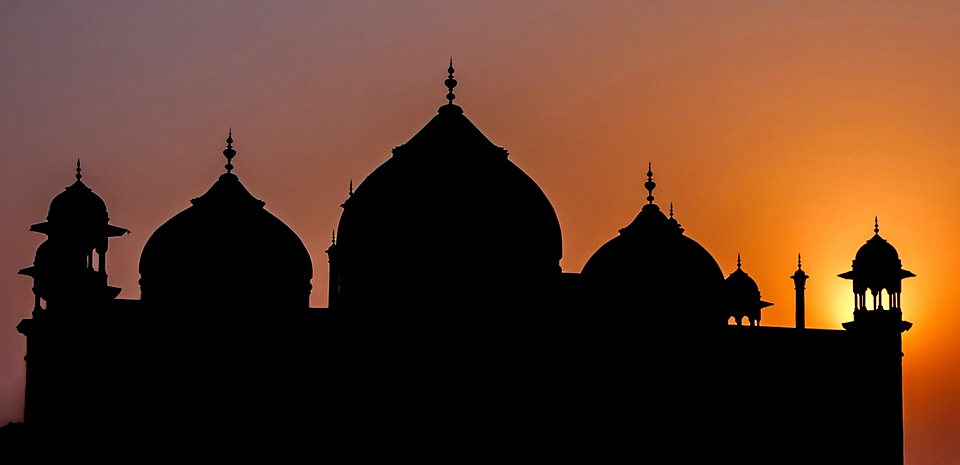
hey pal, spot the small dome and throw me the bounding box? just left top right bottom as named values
left=855, top=234, right=900, bottom=269
left=724, top=257, right=772, bottom=325
left=139, top=137, right=313, bottom=309
left=581, top=169, right=724, bottom=324
left=725, top=266, right=761, bottom=300
left=46, top=162, right=109, bottom=227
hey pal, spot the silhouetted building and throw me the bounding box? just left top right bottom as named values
left=14, top=65, right=912, bottom=463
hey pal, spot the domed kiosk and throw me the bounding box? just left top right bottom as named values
left=19, top=162, right=128, bottom=309
left=330, top=63, right=562, bottom=308
left=581, top=165, right=725, bottom=323
left=139, top=132, right=313, bottom=309
left=839, top=218, right=915, bottom=314
left=724, top=255, right=773, bottom=326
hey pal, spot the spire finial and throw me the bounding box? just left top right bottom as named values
left=349, top=179, right=354, bottom=196
left=797, top=253, right=802, bottom=269
left=331, top=230, right=336, bottom=245
left=223, top=128, right=236, bottom=173
left=669, top=202, right=674, bottom=219
left=444, top=58, right=457, bottom=104
left=76, top=159, right=82, bottom=181
left=874, top=216, right=879, bottom=235
left=737, top=253, right=742, bottom=269
left=644, top=163, right=656, bottom=204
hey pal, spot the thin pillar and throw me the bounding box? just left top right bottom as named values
left=791, top=254, right=808, bottom=329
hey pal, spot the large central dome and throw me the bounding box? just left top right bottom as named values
left=331, top=64, right=562, bottom=308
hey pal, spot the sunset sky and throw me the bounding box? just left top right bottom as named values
left=2, top=2, right=959, bottom=462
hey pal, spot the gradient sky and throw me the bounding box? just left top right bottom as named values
left=1, top=2, right=958, bottom=462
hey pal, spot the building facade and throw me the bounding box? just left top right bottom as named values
left=15, top=66, right=912, bottom=463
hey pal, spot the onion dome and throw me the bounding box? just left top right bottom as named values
left=839, top=218, right=915, bottom=306
left=724, top=255, right=773, bottom=326
left=139, top=132, right=313, bottom=309
left=581, top=165, right=725, bottom=324
left=333, top=62, right=562, bottom=308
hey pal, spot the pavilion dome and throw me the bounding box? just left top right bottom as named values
left=723, top=256, right=773, bottom=325
left=839, top=218, right=915, bottom=296
left=725, top=263, right=761, bottom=301
left=139, top=132, right=313, bottom=309
left=580, top=166, right=725, bottom=323
left=854, top=223, right=901, bottom=268
left=27, top=162, right=128, bottom=256
left=45, top=161, right=108, bottom=227
left=332, top=63, right=562, bottom=308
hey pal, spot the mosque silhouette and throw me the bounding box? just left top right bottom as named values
left=15, top=64, right=913, bottom=463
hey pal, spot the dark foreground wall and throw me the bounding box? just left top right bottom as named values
left=17, top=303, right=905, bottom=463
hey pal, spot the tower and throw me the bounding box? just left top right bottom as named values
left=16, top=162, right=127, bottom=428
left=839, top=218, right=914, bottom=465
left=791, top=254, right=808, bottom=329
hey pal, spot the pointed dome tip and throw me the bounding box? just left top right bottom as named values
left=223, top=129, right=237, bottom=173
left=644, top=163, right=656, bottom=204
left=444, top=59, right=458, bottom=105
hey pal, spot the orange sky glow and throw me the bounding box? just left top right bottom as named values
left=1, top=2, right=959, bottom=462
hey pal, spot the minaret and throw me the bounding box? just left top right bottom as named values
left=839, top=218, right=914, bottom=465
left=16, top=162, right=127, bottom=427
left=791, top=254, right=808, bottom=329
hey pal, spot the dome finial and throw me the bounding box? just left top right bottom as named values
left=644, top=163, right=656, bottom=204
left=669, top=202, right=674, bottom=219
left=444, top=58, right=457, bottom=104
left=797, top=253, right=802, bottom=269
left=874, top=216, right=879, bottom=235
left=331, top=230, right=336, bottom=245
left=348, top=179, right=354, bottom=196
left=737, top=253, right=742, bottom=269
left=223, top=128, right=236, bottom=173
left=76, top=159, right=82, bottom=181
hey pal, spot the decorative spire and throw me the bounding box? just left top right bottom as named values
left=737, top=253, right=742, bottom=269
left=874, top=216, right=879, bottom=235
left=669, top=202, right=674, bottom=219
left=331, top=230, right=336, bottom=246
left=349, top=180, right=354, bottom=196
left=644, top=163, right=656, bottom=204
left=797, top=253, right=802, bottom=270
left=444, top=58, right=457, bottom=104
left=223, top=129, right=236, bottom=173
left=76, top=159, right=82, bottom=181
